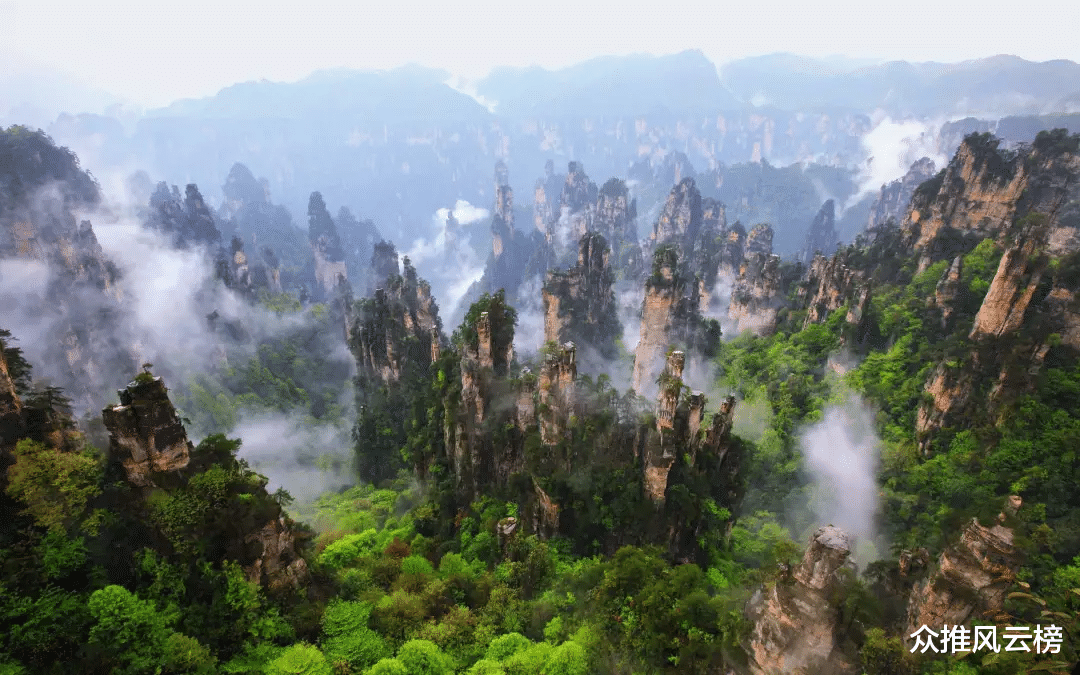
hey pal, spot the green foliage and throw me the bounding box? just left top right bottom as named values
left=540, top=640, right=589, bottom=675
left=485, top=632, right=532, bottom=661
left=455, top=290, right=517, bottom=375
left=366, top=658, right=409, bottom=675
left=0, top=584, right=93, bottom=670
left=730, top=511, right=800, bottom=569
left=396, top=638, right=455, bottom=675
left=36, top=529, right=88, bottom=581
left=501, top=641, right=552, bottom=675
left=320, top=600, right=391, bottom=670
left=5, top=438, right=102, bottom=533
left=265, top=642, right=333, bottom=675
left=162, top=632, right=219, bottom=674
left=87, top=585, right=179, bottom=675
left=319, top=530, right=379, bottom=570
left=401, top=554, right=435, bottom=578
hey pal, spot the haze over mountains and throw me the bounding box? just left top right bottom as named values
left=9, top=50, right=1080, bottom=250
left=7, top=22, right=1080, bottom=671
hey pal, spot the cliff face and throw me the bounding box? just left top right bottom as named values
left=594, top=178, right=636, bottom=256
left=449, top=300, right=517, bottom=499
left=718, top=221, right=747, bottom=280
left=800, top=251, right=872, bottom=332
left=901, top=132, right=1080, bottom=270
left=745, top=223, right=774, bottom=257
left=307, top=191, right=348, bottom=297
left=555, top=162, right=598, bottom=251
left=968, top=222, right=1047, bottom=340
left=868, top=157, right=937, bottom=230
left=727, top=224, right=783, bottom=335
left=899, top=132, right=1080, bottom=448
left=101, top=377, right=192, bottom=488
left=0, top=339, right=27, bottom=475
left=801, top=199, right=838, bottom=262
left=537, top=342, right=576, bottom=446
left=533, top=160, right=565, bottom=240
left=348, top=258, right=443, bottom=389
left=542, top=233, right=621, bottom=362
left=905, top=500, right=1023, bottom=642
left=728, top=252, right=782, bottom=335
left=491, top=184, right=515, bottom=258
left=746, top=526, right=857, bottom=675
left=652, top=177, right=703, bottom=248
left=102, top=375, right=310, bottom=592
left=929, top=256, right=963, bottom=329
left=0, top=128, right=132, bottom=411
left=632, top=247, right=709, bottom=397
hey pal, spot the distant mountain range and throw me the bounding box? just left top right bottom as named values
left=6, top=50, right=1079, bottom=258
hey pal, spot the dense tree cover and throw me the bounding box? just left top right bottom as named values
left=0, top=125, right=100, bottom=213
left=172, top=292, right=353, bottom=438
left=7, top=139, right=1080, bottom=673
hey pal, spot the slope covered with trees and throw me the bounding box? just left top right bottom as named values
left=3, top=126, right=1080, bottom=675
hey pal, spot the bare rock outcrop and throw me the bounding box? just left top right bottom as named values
left=348, top=258, right=443, bottom=388
left=905, top=499, right=1023, bottom=642
left=729, top=252, right=782, bottom=336
left=901, top=131, right=1080, bottom=270
left=308, top=191, right=348, bottom=297
left=800, top=252, right=871, bottom=331
left=556, top=162, right=597, bottom=248
left=101, top=376, right=192, bottom=488
left=868, top=157, right=937, bottom=231
left=643, top=347, right=737, bottom=505
left=717, top=222, right=743, bottom=278
left=542, top=232, right=621, bottom=361
left=746, top=526, right=857, bottom=675
left=102, top=375, right=311, bottom=592
left=929, top=256, right=964, bottom=329
left=969, top=222, right=1048, bottom=340
left=538, top=342, right=576, bottom=446
left=652, top=177, right=703, bottom=248
left=745, top=223, right=774, bottom=257
left=594, top=178, right=636, bottom=255
left=632, top=247, right=704, bottom=397
left=0, top=340, right=25, bottom=448
left=801, top=199, right=839, bottom=262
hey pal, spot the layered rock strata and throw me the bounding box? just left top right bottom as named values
left=746, top=526, right=857, bottom=675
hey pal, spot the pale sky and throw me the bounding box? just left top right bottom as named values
left=3, top=0, right=1079, bottom=108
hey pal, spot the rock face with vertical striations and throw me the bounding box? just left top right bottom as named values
left=746, top=526, right=858, bottom=675
left=900, top=131, right=1080, bottom=271
left=800, top=250, right=872, bottom=331
left=632, top=246, right=707, bottom=397
left=537, top=342, right=576, bottom=446
left=307, top=191, right=348, bottom=298
left=542, top=232, right=621, bottom=362
left=0, top=336, right=26, bottom=456
left=348, top=259, right=442, bottom=386
left=968, top=220, right=1049, bottom=341
left=101, top=376, right=192, bottom=488
left=907, top=131, right=1080, bottom=449
left=593, top=177, right=636, bottom=257
left=448, top=296, right=518, bottom=499
left=652, top=177, right=703, bottom=248
left=101, top=375, right=310, bottom=593
left=729, top=245, right=782, bottom=336
left=929, top=256, right=964, bottom=329
left=905, top=498, right=1024, bottom=644
left=801, top=199, right=839, bottom=262
left=868, top=157, right=937, bottom=231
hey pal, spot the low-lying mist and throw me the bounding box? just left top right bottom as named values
left=799, top=395, right=883, bottom=561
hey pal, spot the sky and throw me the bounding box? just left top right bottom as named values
left=2, top=0, right=1080, bottom=109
